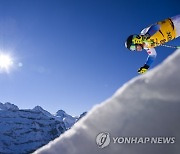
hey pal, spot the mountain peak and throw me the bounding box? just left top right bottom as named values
left=56, top=110, right=66, bottom=117
left=0, top=102, right=19, bottom=110
left=32, top=106, right=52, bottom=117
left=33, top=105, right=44, bottom=111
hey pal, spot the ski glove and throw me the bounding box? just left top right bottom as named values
left=138, top=64, right=149, bottom=74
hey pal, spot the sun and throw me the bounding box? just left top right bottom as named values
left=0, top=53, right=13, bottom=72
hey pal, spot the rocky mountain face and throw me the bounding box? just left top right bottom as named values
left=0, top=102, right=85, bottom=153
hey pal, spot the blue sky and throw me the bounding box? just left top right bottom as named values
left=0, top=0, right=180, bottom=116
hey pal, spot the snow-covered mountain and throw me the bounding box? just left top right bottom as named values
left=0, top=103, right=85, bottom=153
left=78, top=112, right=87, bottom=120
left=34, top=49, right=180, bottom=154
left=0, top=102, right=19, bottom=110
left=55, top=110, right=78, bottom=129
left=32, top=106, right=53, bottom=118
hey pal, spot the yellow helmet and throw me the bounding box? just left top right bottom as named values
left=132, top=35, right=143, bottom=44
left=125, top=35, right=144, bottom=51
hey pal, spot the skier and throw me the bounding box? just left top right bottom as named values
left=125, top=15, right=180, bottom=74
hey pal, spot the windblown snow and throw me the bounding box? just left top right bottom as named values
left=34, top=49, right=180, bottom=154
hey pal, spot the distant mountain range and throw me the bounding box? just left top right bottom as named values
left=0, top=102, right=86, bottom=153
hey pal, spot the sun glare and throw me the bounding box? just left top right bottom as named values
left=0, top=53, right=13, bottom=72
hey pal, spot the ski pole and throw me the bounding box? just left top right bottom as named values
left=143, top=40, right=180, bottom=49
left=160, top=44, right=180, bottom=49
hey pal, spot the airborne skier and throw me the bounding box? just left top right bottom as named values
left=125, top=15, right=180, bottom=74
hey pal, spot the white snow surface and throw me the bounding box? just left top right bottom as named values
left=34, top=49, right=180, bottom=154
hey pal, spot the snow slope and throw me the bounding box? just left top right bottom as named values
left=34, top=49, right=180, bottom=154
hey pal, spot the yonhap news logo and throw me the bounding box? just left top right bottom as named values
left=96, top=132, right=175, bottom=149
left=96, top=132, right=111, bottom=148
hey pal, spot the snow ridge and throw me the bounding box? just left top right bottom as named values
left=35, top=50, right=180, bottom=154
left=0, top=102, right=19, bottom=110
